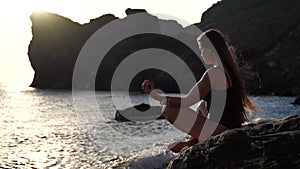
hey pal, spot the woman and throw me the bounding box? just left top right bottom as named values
left=141, top=29, right=259, bottom=153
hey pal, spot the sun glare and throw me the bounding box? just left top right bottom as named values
left=0, top=0, right=219, bottom=84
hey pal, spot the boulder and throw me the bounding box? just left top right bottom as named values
left=168, top=115, right=300, bottom=169
left=115, top=103, right=164, bottom=122
left=291, top=97, right=300, bottom=105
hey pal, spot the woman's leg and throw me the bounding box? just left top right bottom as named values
left=162, top=105, right=227, bottom=140
left=162, top=105, right=227, bottom=152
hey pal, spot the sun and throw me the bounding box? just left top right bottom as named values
left=0, top=0, right=81, bottom=84
left=0, top=0, right=88, bottom=23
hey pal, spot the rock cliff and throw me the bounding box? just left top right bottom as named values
left=29, top=9, right=203, bottom=93
left=196, top=0, right=300, bottom=95
left=29, top=11, right=118, bottom=89
left=28, top=1, right=300, bottom=95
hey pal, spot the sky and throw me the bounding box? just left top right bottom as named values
left=0, top=0, right=219, bottom=86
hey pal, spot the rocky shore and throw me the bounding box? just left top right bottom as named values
left=167, top=115, right=300, bottom=169
left=113, top=104, right=300, bottom=168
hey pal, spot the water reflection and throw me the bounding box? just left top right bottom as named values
left=0, top=84, right=95, bottom=168
left=0, top=83, right=299, bottom=168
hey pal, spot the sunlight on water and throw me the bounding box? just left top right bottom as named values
left=0, top=83, right=181, bottom=168
left=0, top=82, right=299, bottom=168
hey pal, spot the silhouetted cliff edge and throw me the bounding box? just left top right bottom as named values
left=196, top=0, right=300, bottom=95
left=28, top=9, right=203, bottom=93
left=28, top=11, right=118, bottom=89
left=28, top=1, right=300, bottom=95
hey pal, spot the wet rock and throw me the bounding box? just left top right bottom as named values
left=291, top=97, right=300, bottom=105
left=168, top=115, right=300, bottom=169
left=115, top=103, right=164, bottom=122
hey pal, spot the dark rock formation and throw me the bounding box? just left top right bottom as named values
left=115, top=103, right=164, bottom=122
left=167, top=115, right=300, bottom=169
left=29, top=9, right=203, bottom=93
left=29, top=11, right=118, bottom=89
left=196, top=0, right=300, bottom=95
left=291, top=97, right=300, bottom=105
left=29, top=2, right=300, bottom=95
left=125, top=8, right=147, bottom=15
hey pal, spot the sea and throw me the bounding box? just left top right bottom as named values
left=0, top=82, right=299, bottom=169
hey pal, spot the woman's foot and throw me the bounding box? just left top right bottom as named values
left=168, top=137, right=199, bottom=153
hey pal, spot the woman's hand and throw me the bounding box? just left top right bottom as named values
left=141, top=80, right=155, bottom=94
left=141, top=80, right=163, bottom=102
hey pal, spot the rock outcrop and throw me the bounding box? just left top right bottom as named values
left=291, top=97, right=300, bottom=105
left=196, top=0, right=300, bottom=95
left=115, top=103, right=164, bottom=122
left=167, top=115, right=300, bottom=169
left=29, top=1, right=300, bottom=95
left=28, top=9, right=203, bottom=93
left=29, top=11, right=118, bottom=89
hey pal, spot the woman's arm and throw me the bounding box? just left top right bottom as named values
left=167, top=70, right=211, bottom=107
left=142, top=69, right=216, bottom=107
left=168, top=67, right=228, bottom=107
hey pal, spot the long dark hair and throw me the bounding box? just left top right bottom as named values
left=197, top=29, right=259, bottom=122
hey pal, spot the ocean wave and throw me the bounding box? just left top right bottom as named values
left=102, top=145, right=176, bottom=169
